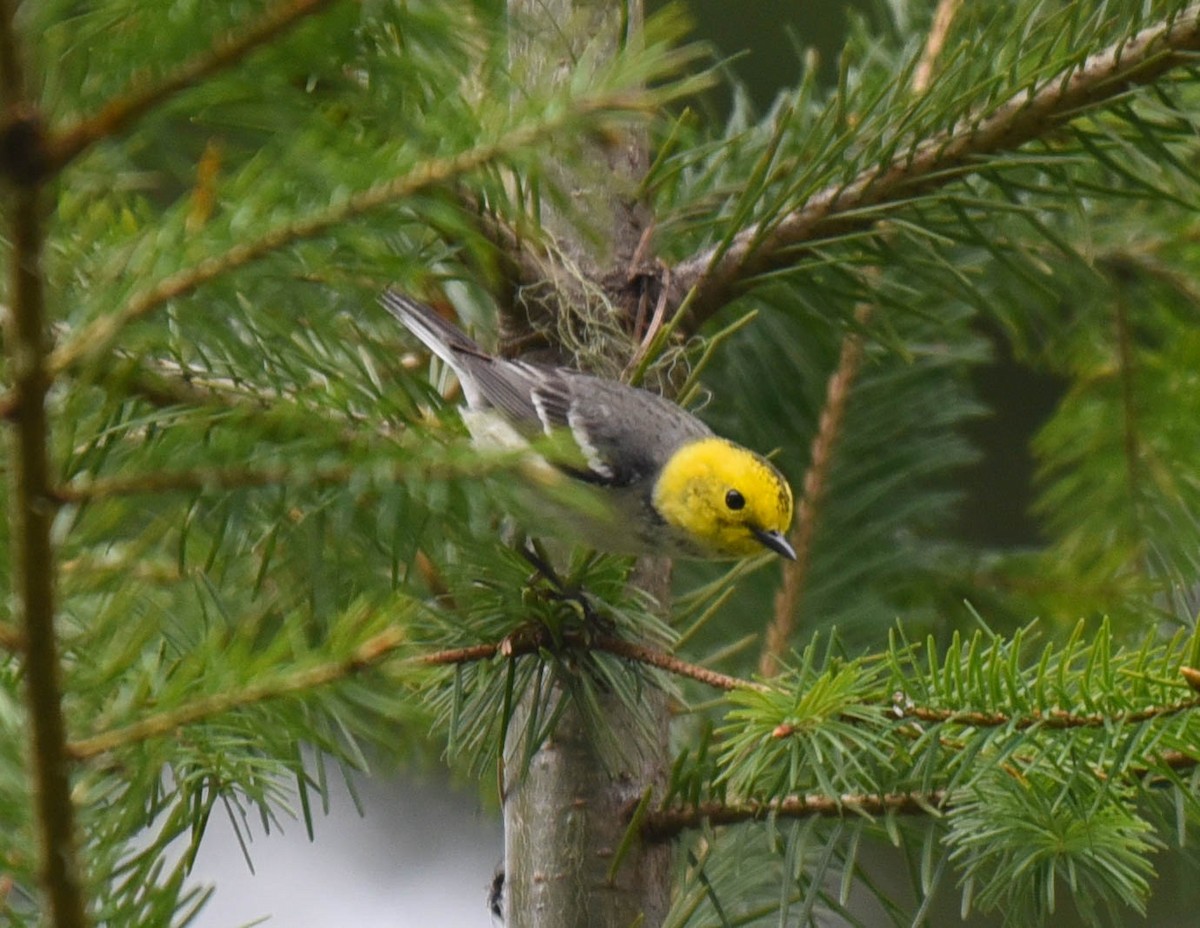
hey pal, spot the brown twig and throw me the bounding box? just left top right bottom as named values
left=643, top=790, right=947, bottom=841
left=56, top=461, right=364, bottom=502
left=760, top=303, right=871, bottom=677
left=911, top=0, right=963, bottom=95
left=59, top=554, right=183, bottom=586
left=36, top=94, right=653, bottom=393
left=594, top=635, right=765, bottom=692
left=413, top=550, right=455, bottom=603
left=53, top=447, right=534, bottom=502
left=45, top=0, right=341, bottom=174
left=897, top=693, right=1200, bottom=731
left=642, top=740, right=1200, bottom=840
left=104, top=355, right=260, bottom=411
left=1156, top=749, right=1200, bottom=773
left=621, top=266, right=671, bottom=382
left=1, top=38, right=90, bottom=928
left=422, top=629, right=762, bottom=692
left=416, top=640, right=507, bottom=667
left=69, top=626, right=410, bottom=760
left=669, top=4, right=1200, bottom=331
left=67, top=625, right=758, bottom=760
left=759, top=0, right=963, bottom=677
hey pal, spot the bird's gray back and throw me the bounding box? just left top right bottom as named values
left=558, top=374, right=712, bottom=487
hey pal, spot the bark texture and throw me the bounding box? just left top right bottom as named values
left=501, top=1, right=672, bottom=909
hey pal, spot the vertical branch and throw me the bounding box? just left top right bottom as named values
left=2, top=126, right=90, bottom=928
left=504, top=675, right=671, bottom=928
left=759, top=304, right=870, bottom=677
left=911, top=0, right=962, bottom=94
left=0, top=6, right=89, bottom=927
left=758, top=0, right=963, bottom=677
left=502, top=2, right=671, bottom=926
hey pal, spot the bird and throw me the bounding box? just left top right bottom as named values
left=381, top=291, right=796, bottom=561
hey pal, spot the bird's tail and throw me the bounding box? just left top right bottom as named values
left=379, top=291, right=482, bottom=369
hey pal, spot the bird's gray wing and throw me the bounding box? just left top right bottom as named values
left=553, top=376, right=712, bottom=487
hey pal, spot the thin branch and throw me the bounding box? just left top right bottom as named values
left=595, top=635, right=765, bottom=692
left=44, top=0, right=341, bottom=174
left=37, top=93, right=651, bottom=391
left=53, top=444, right=544, bottom=502
left=643, top=790, right=947, bottom=841
left=911, top=0, right=962, bottom=95
left=1156, top=749, right=1200, bottom=773
left=68, top=626, right=410, bottom=760
left=417, top=640, right=505, bottom=667
left=57, top=461, right=367, bottom=502
left=412, top=549, right=456, bottom=604
left=93, top=350, right=391, bottom=442
left=69, top=625, right=759, bottom=759
left=759, top=0, right=962, bottom=676
left=759, top=303, right=869, bottom=677
left=59, top=554, right=183, bottom=586
left=102, top=354, right=266, bottom=412
left=1, top=28, right=89, bottom=928
left=895, top=693, right=1200, bottom=731
left=621, top=266, right=671, bottom=381
left=670, top=4, right=1200, bottom=330
left=427, top=628, right=762, bottom=692
left=642, top=742, right=1200, bottom=840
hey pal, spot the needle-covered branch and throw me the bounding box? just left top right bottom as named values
left=54, top=451, right=524, bottom=502
left=1, top=13, right=88, bottom=925
left=45, top=119, right=610, bottom=382
left=68, top=625, right=410, bottom=760
left=642, top=790, right=947, bottom=841
left=760, top=0, right=964, bottom=677
left=895, top=689, right=1200, bottom=731
left=66, top=622, right=752, bottom=761
left=642, top=741, right=1200, bottom=840
left=668, top=3, right=1200, bottom=329
left=424, top=627, right=760, bottom=692
left=45, top=0, right=341, bottom=173
left=30, top=88, right=685, bottom=402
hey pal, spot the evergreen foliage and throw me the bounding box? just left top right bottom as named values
left=3, top=0, right=1200, bottom=926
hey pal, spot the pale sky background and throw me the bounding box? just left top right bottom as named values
left=188, top=772, right=502, bottom=928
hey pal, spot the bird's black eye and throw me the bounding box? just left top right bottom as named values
left=725, top=489, right=745, bottom=511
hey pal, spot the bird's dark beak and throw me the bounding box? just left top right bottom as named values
left=752, top=527, right=796, bottom=561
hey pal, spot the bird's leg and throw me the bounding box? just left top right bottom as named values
left=518, top=539, right=605, bottom=630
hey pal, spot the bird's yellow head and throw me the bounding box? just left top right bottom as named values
left=651, top=437, right=795, bottom=560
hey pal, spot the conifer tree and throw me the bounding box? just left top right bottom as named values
left=3, top=1, right=1200, bottom=926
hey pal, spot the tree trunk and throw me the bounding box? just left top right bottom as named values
left=504, top=680, right=671, bottom=927
left=502, top=2, right=672, bottom=924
